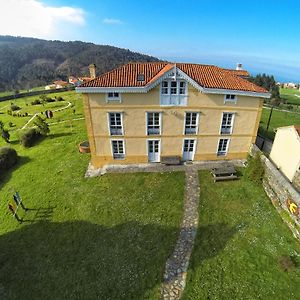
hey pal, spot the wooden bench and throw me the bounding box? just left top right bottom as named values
left=161, top=156, right=181, bottom=165
left=211, top=165, right=238, bottom=182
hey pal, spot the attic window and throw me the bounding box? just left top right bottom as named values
left=137, top=74, right=145, bottom=82
left=106, top=92, right=121, bottom=102
left=224, top=94, right=237, bottom=103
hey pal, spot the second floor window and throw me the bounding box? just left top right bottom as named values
left=220, top=112, right=234, bottom=135
left=185, top=112, right=199, bottom=135
left=109, top=112, right=123, bottom=135
left=147, top=112, right=161, bottom=135
left=224, top=94, right=237, bottom=103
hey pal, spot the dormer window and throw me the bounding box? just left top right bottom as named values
left=224, top=94, right=237, bottom=103
left=161, top=80, right=187, bottom=95
left=160, top=80, right=188, bottom=106
left=106, top=92, right=121, bottom=102
left=137, top=74, right=145, bottom=82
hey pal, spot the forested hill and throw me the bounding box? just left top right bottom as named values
left=0, top=35, right=160, bottom=91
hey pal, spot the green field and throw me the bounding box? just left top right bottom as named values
left=0, top=91, right=83, bottom=131
left=183, top=171, right=300, bottom=300
left=0, top=92, right=185, bottom=299
left=0, top=86, right=46, bottom=98
left=259, top=107, right=300, bottom=140
left=280, top=88, right=300, bottom=105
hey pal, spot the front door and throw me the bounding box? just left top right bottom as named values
left=183, top=139, right=196, bottom=161
left=148, top=140, right=160, bottom=162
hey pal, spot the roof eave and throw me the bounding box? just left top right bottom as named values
left=202, top=87, right=271, bottom=98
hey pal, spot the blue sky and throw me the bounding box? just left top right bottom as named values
left=1, top=0, right=300, bottom=82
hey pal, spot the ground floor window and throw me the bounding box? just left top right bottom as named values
left=217, top=138, right=229, bottom=156
left=111, top=140, right=125, bottom=159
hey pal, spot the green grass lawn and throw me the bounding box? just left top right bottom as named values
left=280, top=88, right=300, bottom=105
left=259, top=107, right=300, bottom=140
left=0, top=91, right=83, bottom=131
left=0, top=118, right=185, bottom=299
left=183, top=171, right=300, bottom=300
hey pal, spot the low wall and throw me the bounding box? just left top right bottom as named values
left=250, top=144, right=300, bottom=240
left=0, top=86, right=75, bottom=102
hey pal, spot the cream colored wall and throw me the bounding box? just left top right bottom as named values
left=270, top=127, right=300, bottom=181
left=84, top=83, right=263, bottom=167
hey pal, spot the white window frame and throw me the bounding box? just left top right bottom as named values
left=220, top=112, right=235, bottom=135
left=111, top=139, right=125, bottom=160
left=108, top=112, right=124, bottom=136
left=224, top=94, right=237, bottom=104
left=217, top=138, right=230, bottom=156
left=160, top=80, right=187, bottom=96
left=146, top=112, right=162, bottom=135
left=184, top=112, right=200, bottom=135
left=106, top=92, right=121, bottom=102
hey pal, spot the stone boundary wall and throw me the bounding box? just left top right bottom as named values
left=250, top=144, right=300, bottom=240
left=0, top=86, right=75, bottom=102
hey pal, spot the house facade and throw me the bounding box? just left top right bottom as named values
left=270, top=125, right=300, bottom=182
left=76, top=62, right=270, bottom=168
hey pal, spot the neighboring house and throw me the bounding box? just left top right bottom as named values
left=76, top=62, right=270, bottom=169
left=53, top=80, right=68, bottom=89
left=270, top=125, right=300, bottom=182
left=69, top=76, right=79, bottom=85
left=45, top=84, right=56, bottom=90
left=284, top=82, right=296, bottom=89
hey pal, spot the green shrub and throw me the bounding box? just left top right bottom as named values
left=45, top=97, right=55, bottom=103
left=57, top=96, right=64, bottom=101
left=0, top=147, right=18, bottom=172
left=10, top=104, right=20, bottom=111
left=34, top=116, right=50, bottom=136
left=31, top=99, right=41, bottom=105
left=244, top=153, right=265, bottom=184
left=7, top=110, right=12, bottom=115
left=20, top=128, right=42, bottom=147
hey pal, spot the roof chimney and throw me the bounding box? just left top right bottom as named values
left=236, top=63, right=243, bottom=71
left=89, top=64, right=96, bottom=79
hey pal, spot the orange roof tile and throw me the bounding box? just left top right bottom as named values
left=294, top=125, right=300, bottom=136
left=80, top=62, right=268, bottom=94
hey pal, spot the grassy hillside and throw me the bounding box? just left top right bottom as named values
left=0, top=35, right=159, bottom=92
left=280, top=87, right=300, bottom=105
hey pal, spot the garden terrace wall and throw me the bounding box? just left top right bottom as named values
left=251, top=144, right=300, bottom=239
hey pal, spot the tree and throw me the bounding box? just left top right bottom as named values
left=249, top=73, right=280, bottom=99
left=33, top=116, right=49, bottom=136
left=0, top=121, right=10, bottom=143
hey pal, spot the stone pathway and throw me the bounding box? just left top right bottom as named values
left=161, top=167, right=200, bottom=299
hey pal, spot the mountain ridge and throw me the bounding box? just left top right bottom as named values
left=0, top=35, right=160, bottom=91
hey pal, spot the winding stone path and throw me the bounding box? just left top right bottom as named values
left=161, top=167, right=200, bottom=299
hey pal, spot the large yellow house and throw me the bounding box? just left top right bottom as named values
left=76, top=62, right=270, bottom=168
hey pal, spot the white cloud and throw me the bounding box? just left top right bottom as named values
left=102, top=18, right=123, bottom=25
left=0, top=0, right=85, bottom=39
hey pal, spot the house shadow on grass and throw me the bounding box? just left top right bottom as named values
left=0, top=221, right=237, bottom=300
left=188, top=223, right=238, bottom=268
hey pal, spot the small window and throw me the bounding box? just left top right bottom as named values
left=107, top=92, right=121, bottom=102
left=111, top=140, right=125, bottom=159
left=224, top=94, right=237, bottom=103
left=137, top=74, right=145, bottom=81
left=161, top=81, right=169, bottom=94
left=217, top=138, right=229, bottom=156
left=179, top=81, right=186, bottom=94
left=170, top=81, right=177, bottom=94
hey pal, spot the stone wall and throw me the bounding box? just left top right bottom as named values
left=293, top=170, right=300, bottom=192
left=250, top=144, right=300, bottom=240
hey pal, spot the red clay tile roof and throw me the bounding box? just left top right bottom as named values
left=80, top=62, right=268, bottom=94
left=223, top=69, right=250, bottom=77
left=294, top=125, right=300, bottom=136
